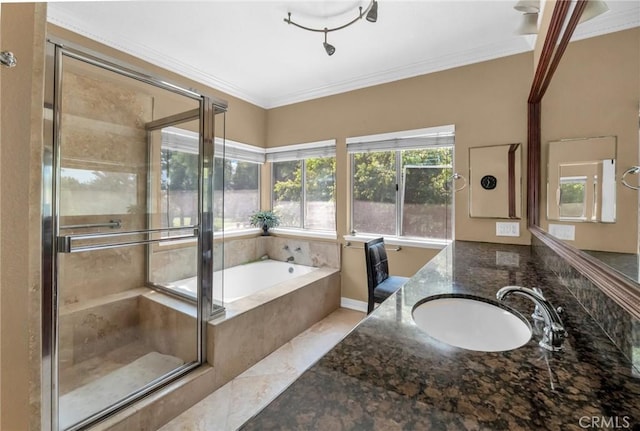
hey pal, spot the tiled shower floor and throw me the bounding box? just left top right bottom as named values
left=159, top=308, right=365, bottom=431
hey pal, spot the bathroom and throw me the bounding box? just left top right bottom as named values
left=1, top=1, right=639, bottom=430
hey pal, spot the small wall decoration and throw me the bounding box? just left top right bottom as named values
left=480, top=175, right=497, bottom=190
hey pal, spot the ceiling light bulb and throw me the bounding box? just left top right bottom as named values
left=517, top=12, right=539, bottom=35
left=514, top=0, right=540, bottom=13
left=579, top=0, right=609, bottom=23
left=323, top=42, right=336, bottom=56
left=366, top=0, right=378, bottom=23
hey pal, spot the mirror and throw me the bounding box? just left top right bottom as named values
left=539, top=24, right=639, bottom=284
left=469, top=143, right=522, bottom=219
left=547, top=136, right=616, bottom=223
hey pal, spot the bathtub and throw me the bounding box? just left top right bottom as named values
left=165, top=259, right=317, bottom=303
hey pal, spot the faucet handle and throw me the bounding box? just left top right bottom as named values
left=541, top=323, right=568, bottom=352
left=531, top=287, right=545, bottom=321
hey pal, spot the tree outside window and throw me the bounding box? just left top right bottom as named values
left=352, top=146, right=453, bottom=240
left=272, top=157, right=336, bottom=231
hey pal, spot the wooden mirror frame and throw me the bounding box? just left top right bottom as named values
left=527, top=0, right=640, bottom=319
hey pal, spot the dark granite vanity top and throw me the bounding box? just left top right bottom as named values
left=241, top=241, right=640, bottom=430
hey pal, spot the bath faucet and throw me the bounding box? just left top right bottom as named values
left=496, top=286, right=567, bottom=352
left=286, top=256, right=294, bottom=262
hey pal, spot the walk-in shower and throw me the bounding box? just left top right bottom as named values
left=42, top=40, right=226, bottom=431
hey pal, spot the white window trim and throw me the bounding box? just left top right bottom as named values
left=270, top=139, right=337, bottom=234
left=346, top=125, right=455, bottom=145
left=272, top=228, right=337, bottom=240
left=348, top=125, right=455, bottom=242
left=343, top=234, right=450, bottom=250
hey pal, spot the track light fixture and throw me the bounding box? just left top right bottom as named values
left=323, top=30, right=336, bottom=56
left=284, top=0, right=378, bottom=56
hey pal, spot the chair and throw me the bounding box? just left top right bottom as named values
left=364, top=238, right=409, bottom=314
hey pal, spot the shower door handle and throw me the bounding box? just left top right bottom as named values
left=56, top=226, right=199, bottom=253
left=60, top=219, right=122, bottom=230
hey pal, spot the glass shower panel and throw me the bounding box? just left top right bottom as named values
left=56, top=53, right=201, bottom=430
left=147, top=120, right=200, bottom=300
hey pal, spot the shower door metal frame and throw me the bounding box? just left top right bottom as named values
left=42, top=39, right=226, bottom=431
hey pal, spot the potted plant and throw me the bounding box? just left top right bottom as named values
left=249, top=210, right=280, bottom=236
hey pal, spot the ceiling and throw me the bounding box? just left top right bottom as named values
left=47, top=1, right=640, bottom=109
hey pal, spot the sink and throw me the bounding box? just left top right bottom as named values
left=412, top=294, right=532, bottom=352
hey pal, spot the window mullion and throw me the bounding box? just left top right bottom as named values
left=301, top=160, right=306, bottom=229
left=396, top=151, right=402, bottom=237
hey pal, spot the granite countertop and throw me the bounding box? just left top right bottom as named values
left=241, top=241, right=640, bottom=430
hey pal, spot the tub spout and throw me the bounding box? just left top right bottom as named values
left=286, top=256, right=294, bottom=262
left=496, top=286, right=567, bottom=352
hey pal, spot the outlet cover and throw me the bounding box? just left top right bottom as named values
left=549, top=224, right=575, bottom=241
left=496, top=251, right=520, bottom=267
left=496, top=222, right=520, bottom=237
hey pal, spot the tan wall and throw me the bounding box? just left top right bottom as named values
left=1, top=5, right=3, bottom=427
left=541, top=28, right=640, bottom=253
left=0, top=4, right=47, bottom=430
left=469, top=144, right=523, bottom=219
left=266, top=53, right=533, bottom=301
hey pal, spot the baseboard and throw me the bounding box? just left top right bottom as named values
left=340, top=297, right=367, bottom=313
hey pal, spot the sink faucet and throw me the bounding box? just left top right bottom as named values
left=496, top=286, right=567, bottom=352
left=286, top=256, right=294, bottom=262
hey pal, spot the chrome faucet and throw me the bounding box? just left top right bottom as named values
left=286, top=256, right=295, bottom=262
left=496, top=286, right=567, bottom=352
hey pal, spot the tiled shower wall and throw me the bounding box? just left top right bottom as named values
left=532, top=236, right=639, bottom=369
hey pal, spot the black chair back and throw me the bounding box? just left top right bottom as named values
left=364, top=238, right=389, bottom=311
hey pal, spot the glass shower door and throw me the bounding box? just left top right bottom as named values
left=50, top=47, right=209, bottom=431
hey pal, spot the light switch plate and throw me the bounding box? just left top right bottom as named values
left=549, top=224, right=575, bottom=241
left=496, top=222, right=520, bottom=237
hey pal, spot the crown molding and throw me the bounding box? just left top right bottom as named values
left=47, top=4, right=639, bottom=110
left=572, top=5, right=640, bottom=41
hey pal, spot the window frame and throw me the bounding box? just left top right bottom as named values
left=213, top=137, right=265, bottom=236
left=268, top=140, right=337, bottom=234
left=347, top=126, right=455, bottom=244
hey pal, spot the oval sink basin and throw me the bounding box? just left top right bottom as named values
left=412, top=294, right=532, bottom=352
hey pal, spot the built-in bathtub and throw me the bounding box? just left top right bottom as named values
left=165, top=259, right=318, bottom=303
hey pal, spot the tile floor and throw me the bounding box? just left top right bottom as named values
left=159, top=308, right=365, bottom=431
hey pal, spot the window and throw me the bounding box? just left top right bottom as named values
left=154, top=128, right=264, bottom=235
left=154, top=125, right=200, bottom=237
left=269, top=141, right=336, bottom=232
left=348, top=128, right=454, bottom=241
left=558, top=176, right=587, bottom=219
left=214, top=139, right=265, bottom=233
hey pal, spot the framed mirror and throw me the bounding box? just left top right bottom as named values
left=469, top=143, right=522, bottom=219
left=547, top=136, right=616, bottom=224
left=527, top=1, right=640, bottom=319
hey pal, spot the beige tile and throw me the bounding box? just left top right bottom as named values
left=159, top=380, right=232, bottom=431
left=161, top=308, right=364, bottom=431
left=212, top=307, right=266, bottom=384
left=225, top=372, right=296, bottom=430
